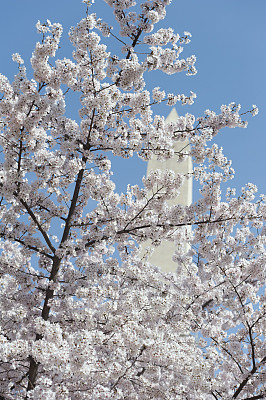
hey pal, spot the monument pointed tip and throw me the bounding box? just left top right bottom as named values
left=166, top=107, right=179, bottom=122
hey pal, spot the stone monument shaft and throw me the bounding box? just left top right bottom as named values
left=143, top=108, right=192, bottom=272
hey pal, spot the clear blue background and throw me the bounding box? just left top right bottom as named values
left=0, top=0, right=265, bottom=199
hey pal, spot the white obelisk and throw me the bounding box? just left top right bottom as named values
left=142, top=108, right=193, bottom=272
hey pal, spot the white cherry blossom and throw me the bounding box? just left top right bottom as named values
left=0, top=1, right=264, bottom=399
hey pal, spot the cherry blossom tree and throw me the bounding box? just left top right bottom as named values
left=0, top=0, right=265, bottom=399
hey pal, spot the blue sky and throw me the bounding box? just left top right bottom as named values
left=0, top=0, right=265, bottom=199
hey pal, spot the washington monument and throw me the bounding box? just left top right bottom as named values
left=142, top=108, right=193, bottom=272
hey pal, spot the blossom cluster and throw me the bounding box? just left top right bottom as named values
left=0, top=0, right=264, bottom=399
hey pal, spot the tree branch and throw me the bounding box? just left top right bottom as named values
left=19, top=198, right=56, bottom=254
left=233, top=356, right=266, bottom=398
